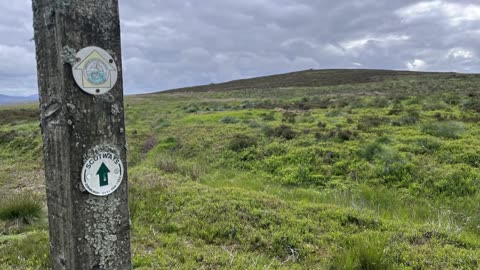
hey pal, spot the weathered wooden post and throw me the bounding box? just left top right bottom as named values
left=31, top=0, right=131, bottom=269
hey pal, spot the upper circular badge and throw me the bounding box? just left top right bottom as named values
left=72, top=46, right=118, bottom=96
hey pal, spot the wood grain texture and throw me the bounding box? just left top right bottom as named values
left=32, top=0, right=131, bottom=269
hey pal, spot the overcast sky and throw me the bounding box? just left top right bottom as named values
left=0, top=0, right=479, bottom=96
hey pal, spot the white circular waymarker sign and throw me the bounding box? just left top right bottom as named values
left=72, top=46, right=118, bottom=96
left=81, top=151, right=124, bottom=196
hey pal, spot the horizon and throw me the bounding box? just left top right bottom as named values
left=0, top=67, right=476, bottom=98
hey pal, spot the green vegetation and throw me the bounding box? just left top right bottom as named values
left=1, top=70, right=480, bottom=269
left=422, top=121, right=466, bottom=139
left=0, top=194, right=42, bottom=224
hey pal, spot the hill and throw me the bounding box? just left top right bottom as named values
left=0, top=94, right=38, bottom=106
left=161, top=69, right=474, bottom=93
left=1, top=69, right=480, bottom=269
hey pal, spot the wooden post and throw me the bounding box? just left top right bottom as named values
left=31, top=0, right=131, bottom=269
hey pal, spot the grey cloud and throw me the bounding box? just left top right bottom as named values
left=0, top=0, right=479, bottom=95
left=0, top=0, right=36, bottom=96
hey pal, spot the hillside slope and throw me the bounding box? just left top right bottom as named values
left=1, top=69, right=480, bottom=269
left=160, top=69, right=474, bottom=94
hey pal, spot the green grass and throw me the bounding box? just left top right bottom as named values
left=0, top=231, right=50, bottom=269
left=0, top=194, right=42, bottom=224
left=331, top=232, right=393, bottom=270
left=1, top=69, right=480, bottom=269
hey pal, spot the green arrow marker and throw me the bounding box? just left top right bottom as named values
left=97, top=163, right=110, bottom=187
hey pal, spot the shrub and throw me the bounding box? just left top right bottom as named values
left=347, top=97, right=368, bottom=109
left=422, top=99, right=448, bottom=111
left=369, top=96, right=390, bottom=108
left=310, top=96, right=332, bottom=109
left=162, top=137, right=178, bottom=148
left=334, top=98, right=352, bottom=108
left=357, top=115, right=389, bottom=131
left=316, top=129, right=358, bottom=142
left=142, top=135, right=157, bottom=153
left=411, top=137, right=442, bottom=154
left=185, top=104, right=200, bottom=113
left=228, top=134, right=257, bottom=152
left=428, top=165, right=480, bottom=197
left=376, top=136, right=392, bottom=144
left=157, top=156, right=179, bottom=173
left=153, top=118, right=171, bottom=130
left=387, top=103, right=404, bottom=115
left=422, top=121, right=466, bottom=139
left=240, top=100, right=255, bottom=109
left=317, top=121, right=327, bottom=129
left=377, top=153, right=413, bottom=184
left=0, top=108, right=39, bottom=126
left=261, top=141, right=289, bottom=157
left=336, top=129, right=358, bottom=142
left=0, top=130, right=16, bottom=144
left=261, top=111, right=275, bottom=121
left=278, top=164, right=316, bottom=186
left=298, top=115, right=315, bottom=123
left=325, top=110, right=345, bottom=117
left=459, top=112, right=480, bottom=122
left=360, top=141, right=385, bottom=162
left=0, top=194, right=42, bottom=224
left=461, top=98, right=480, bottom=113
left=297, top=102, right=311, bottom=110
left=219, top=116, right=240, bottom=124
left=391, top=109, right=420, bottom=126
left=282, top=112, right=297, bottom=124
left=245, top=120, right=262, bottom=128
left=156, top=156, right=206, bottom=181
left=181, top=162, right=206, bottom=181
left=314, top=132, right=326, bottom=141
left=442, top=93, right=462, bottom=105
left=433, top=112, right=443, bottom=120
left=264, top=125, right=297, bottom=140
left=360, top=140, right=414, bottom=185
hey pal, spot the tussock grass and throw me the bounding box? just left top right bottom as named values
left=219, top=116, right=240, bottom=124
left=331, top=232, right=393, bottom=270
left=0, top=194, right=42, bottom=224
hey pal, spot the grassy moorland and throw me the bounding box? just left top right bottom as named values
left=1, top=69, right=480, bottom=269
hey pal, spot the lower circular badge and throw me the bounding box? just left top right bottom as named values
left=81, top=151, right=124, bottom=196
